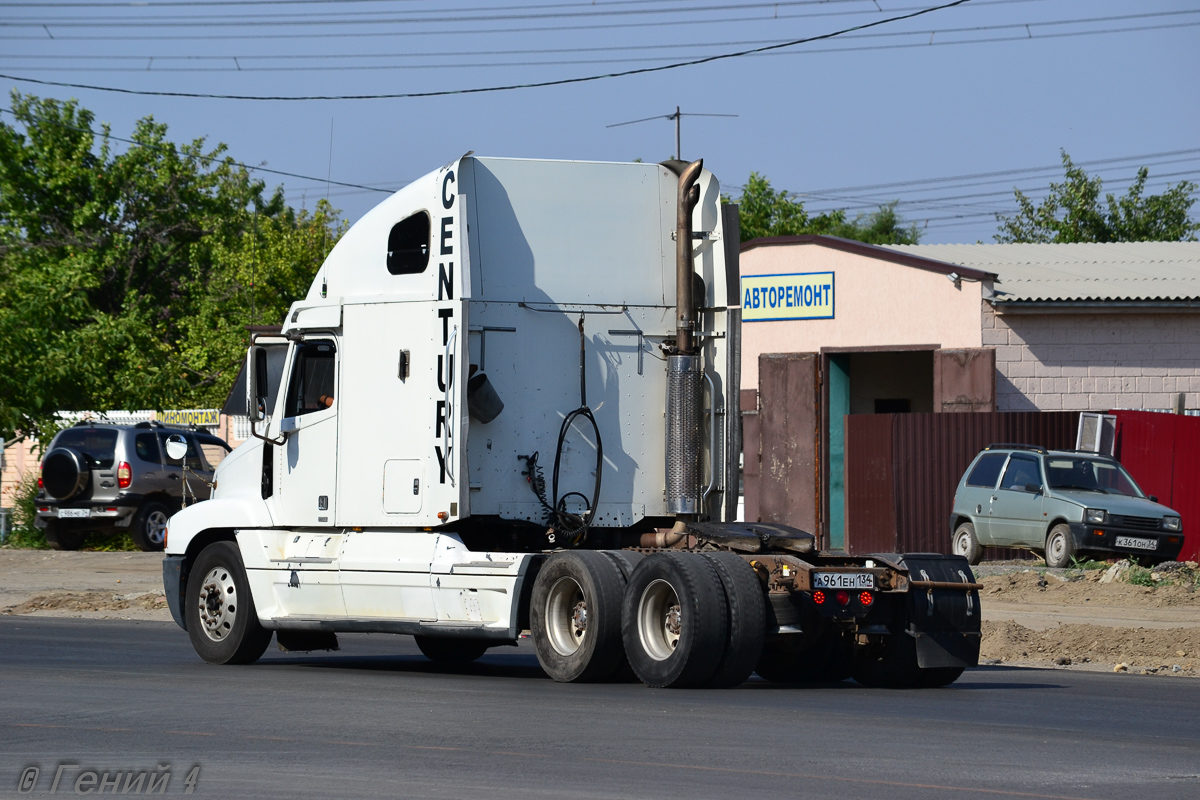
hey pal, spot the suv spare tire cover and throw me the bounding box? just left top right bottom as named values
left=42, top=448, right=89, bottom=500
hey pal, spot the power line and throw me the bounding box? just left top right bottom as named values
left=0, top=0, right=1041, bottom=42
left=7, top=8, right=1187, bottom=64
left=0, top=106, right=396, bottom=194
left=2, top=0, right=868, bottom=28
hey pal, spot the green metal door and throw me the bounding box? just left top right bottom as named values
left=828, top=354, right=850, bottom=550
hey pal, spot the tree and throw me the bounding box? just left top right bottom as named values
left=726, top=172, right=920, bottom=245
left=995, top=151, right=1198, bottom=243
left=0, top=92, right=343, bottom=441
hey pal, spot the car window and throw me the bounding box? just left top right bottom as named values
left=53, top=428, right=118, bottom=469
left=199, top=443, right=228, bottom=469
left=1046, top=457, right=1144, bottom=497
left=134, top=433, right=161, bottom=464
left=158, top=432, right=202, bottom=470
left=966, top=453, right=1007, bottom=488
left=1000, top=455, right=1042, bottom=491
left=284, top=340, right=337, bottom=418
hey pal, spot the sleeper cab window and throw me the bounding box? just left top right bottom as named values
left=285, top=341, right=338, bottom=418
left=387, top=211, right=431, bottom=275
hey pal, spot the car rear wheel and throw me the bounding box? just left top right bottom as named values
left=43, top=519, right=85, bottom=551
left=952, top=522, right=983, bottom=565
left=130, top=501, right=169, bottom=552
left=1044, top=523, right=1076, bottom=569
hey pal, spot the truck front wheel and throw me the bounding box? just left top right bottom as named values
left=530, top=551, right=626, bottom=682
left=185, top=541, right=272, bottom=665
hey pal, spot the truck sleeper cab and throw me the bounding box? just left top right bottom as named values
left=164, top=156, right=980, bottom=688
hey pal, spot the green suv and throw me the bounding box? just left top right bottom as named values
left=950, top=444, right=1184, bottom=568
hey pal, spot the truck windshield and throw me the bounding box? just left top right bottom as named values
left=1045, top=457, right=1144, bottom=497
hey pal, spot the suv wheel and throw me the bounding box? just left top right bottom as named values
left=952, top=522, right=983, bottom=565
left=43, top=519, right=85, bottom=551
left=130, top=501, right=170, bottom=551
left=1044, top=523, right=1076, bottom=569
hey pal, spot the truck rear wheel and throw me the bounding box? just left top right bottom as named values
left=186, top=541, right=272, bottom=665
left=621, top=553, right=728, bottom=688
left=530, top=550, right=626, bottom=682
left=850, top=630, right=923, bottom=688
left=414, top=636, right=491, bottom=664
left=701, top=553, right=765, bottom=688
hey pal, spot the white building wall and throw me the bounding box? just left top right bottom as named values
left=985, top=303, right=1200, bottom=412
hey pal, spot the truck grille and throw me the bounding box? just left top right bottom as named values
left=1112, top=515, right=1161, bottom=531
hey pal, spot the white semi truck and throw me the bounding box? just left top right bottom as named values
left=163, top=155, right=981, bottom=688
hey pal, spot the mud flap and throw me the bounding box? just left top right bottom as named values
left=889, top=553, right=982, bottom=669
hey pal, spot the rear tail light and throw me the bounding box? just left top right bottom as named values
left=812, top=590, right=826, bottom=605
left=835, top=590, right=850, bottom=606
left=38, top=462, right=43, bottom=489
left=117, top=461, right=132, bottom=489
left=859, top=591, right=874, bottom=607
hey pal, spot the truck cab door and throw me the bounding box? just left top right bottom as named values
left=271, top=338, right=340, bottom=527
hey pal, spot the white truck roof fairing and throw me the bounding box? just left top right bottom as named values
left=297, top=156, right=727, bottom=314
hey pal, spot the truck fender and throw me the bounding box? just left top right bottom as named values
left=163, top=497, right=273, bottom=556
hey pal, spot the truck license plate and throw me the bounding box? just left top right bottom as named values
left=812, top=572, right=874, bottom=590
left=58, top=508, right=89, bottom=519
left=1115, top=535, right=1156, bottom=551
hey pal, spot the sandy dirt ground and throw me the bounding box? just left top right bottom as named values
left=2, top=549, right=1197, bottom=678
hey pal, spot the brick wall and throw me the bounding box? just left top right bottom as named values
left=984, top=302, right=1200, bottom=412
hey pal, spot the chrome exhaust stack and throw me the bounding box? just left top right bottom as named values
left=665, top=159, right=705, bottom=517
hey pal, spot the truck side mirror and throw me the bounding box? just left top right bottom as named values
left=164, top=433, right=188, bottom=462
left=247, top=345, right=270, bottom=421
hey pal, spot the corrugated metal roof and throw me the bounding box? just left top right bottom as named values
left=883, top=242, right=1200, bottom=303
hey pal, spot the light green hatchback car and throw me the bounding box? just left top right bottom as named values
left=950, top=444, right=1184, bottom=568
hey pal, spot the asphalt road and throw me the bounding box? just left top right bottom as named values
left=2, top=618, right=1198, bottom=800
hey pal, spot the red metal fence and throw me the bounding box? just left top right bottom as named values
left=844, top=411, right=1081, bottom=557
left=1113, top=410, right=1200, bottom=563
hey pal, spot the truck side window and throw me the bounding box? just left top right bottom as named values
left=387, top=212, right=430, bottom=275
left=965, top=453, right=1006, bottom=488
left=285, top=341, right=337, bottom=418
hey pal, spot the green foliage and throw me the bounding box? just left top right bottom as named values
left=4, top=469, right=45, bottom=548
left=1126, top=565, right=1156, bottom=587
left=995, top=151, right=1198, bottom=243
left=0, top=92, right=344, bottom=441
left=1068, top=556, right=1110, bottom=571
left=726, top=172, right=921, bottom=245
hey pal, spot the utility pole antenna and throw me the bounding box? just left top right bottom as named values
left=607, top=107, right=737, bottom=161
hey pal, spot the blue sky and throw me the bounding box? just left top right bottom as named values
left=2, top=0, right=1197, bottom=243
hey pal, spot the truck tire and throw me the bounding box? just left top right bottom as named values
left=414, top=636, right=490, bottom=664
left=1044, top=523, right=1076, bottom=569
left=43, top=520, right=85, bottom=551
left=603, top=550, right=645, bottom=581
left=530, top=550, right=627, bottom=682
left=918, top=666, right=965, bottom=688
left=130, top=501, right=169, bottom=552
left=186, top=541, right=272, bottom=665
left=621, top=552, right=728, bottom=688
left=701, top=553, right=766, bottom=688
left=850, top=629, right=923, bottom=688
left=756, top=625, right=853, bottom=684
left=952, top=522, right=983, bottom=566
